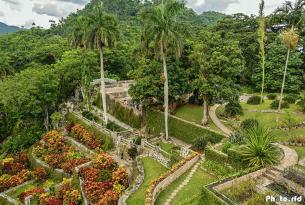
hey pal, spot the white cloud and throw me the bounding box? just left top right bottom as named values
left=32, top=3, right=69, bottom=17
left=0, top=11, right=4, bottom=17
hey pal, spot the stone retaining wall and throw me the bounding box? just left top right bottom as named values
left=151, top=155, right=200, bottom=203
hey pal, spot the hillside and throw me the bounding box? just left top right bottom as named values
left=0, top=22, right=20, bottom=35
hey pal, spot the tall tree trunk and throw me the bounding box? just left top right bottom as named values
left=260, top=53, right=265, bottom=104
left=99, top=46, right=108, bottom=124
left=161, top=44, right=169, bottom=140
left=202, top=96, right=209, bottom=125
left=277, top=48, right=291, bottom=122
left=43, top=106, right=49, bottom=131
left=141, top=104, right=147, bottom=128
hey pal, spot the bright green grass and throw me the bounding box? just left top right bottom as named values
left=158, top=141, right=177, bottom=153
left=169, top=168, right=216, bottom=205
left=126, top=157, right=168, bottom=205
left=175, top=104, right=222, bottom=133
left=155, top=168, right=190, bottom=205
left=6, top=181, right=38, bottom=200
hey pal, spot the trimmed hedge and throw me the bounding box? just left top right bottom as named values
left=247, top=96, right=263, bottom=105
left=66, top=112, right=113, bottom=150
left=103, top=94, right=142, bottom=129
left=146, top=109, right=224, bottom=144
left=227, top=145, right=247, bottom=169
left=270, top=100, right=290, bottom=109
left=205, top=145, right=229, bottom=164
left=266, top=93, right=277, bottom=100
left=199, top=187, right=229, bottom=205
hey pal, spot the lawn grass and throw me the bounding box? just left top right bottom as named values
left=126, top=157, right=168, bottom=205
left=169, top=168, right=216, bottom=204
left=155, top=168, right=190, bottom=205
left=175, top=104, right=222, bottom=133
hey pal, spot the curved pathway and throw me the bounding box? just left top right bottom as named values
left=209, top=104, right=233, bottom=137
left=164, top=160, right=201, bottom=205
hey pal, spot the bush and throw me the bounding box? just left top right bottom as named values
left=221, top=141, right=233, bottom=153
left=270, top=100, right=290, bottom=109
left=227, top=145, right=247, bottom=168
left=132, top=136, right=142, bottom=145
left=266, top=93, right=277, bottom=100
left=82, top=111, right=98, bottom=121
left=229, top=131, right=245, bottom=145
left=99, top=170, right=112, bottom=182
left=224, top=101, right=243, bottom=117
left=106, top=122, right=125, bottom=132
left=247, top=96, right=263, bottom=105
left=283, top=94, right=298, bottom=104
left=127, top=147, right=138, bottom=160
left=240, top=119, right=259, bottom=130
left=146, top=109, right=224, bottom=145
left=193, top=136, right=208, bottom=150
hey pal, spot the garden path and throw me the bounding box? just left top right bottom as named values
left=209, top=104, right=233, bottom=137
left=273, top=143, right=298, bottom=171
left=163, top=159, right=202, bottom=205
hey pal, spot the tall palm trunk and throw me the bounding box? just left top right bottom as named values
left=260, top=55, right=265, bottom=104
left=99, top=46, right=108, bottom=124
left=161, top=43, right=169, bottom=140
left=202, top=96, right=209, bottom=125
left=277, top=47, right=291, bottom=119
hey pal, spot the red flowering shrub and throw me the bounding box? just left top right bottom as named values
left=96, top=190, right=119, bottom=205
left=65, top=123, right=75, bottom=132
left=19, top=188, right=45, bottom=202
left=79, top=167, right=100, bottom=182
left=15, top=151, right=29, bottom=166
left=61, top=158, right=89, bottom=174
left=92, top=153, right=117, bottom=171
left=33, top=167, right=48, bottom=181
left=43, top=131, right=66, bottom=153
left=40, top=196, right=62, bottom=205
left=112, top=167, right=128, bottom=187
left=44, top=154, right=63, bottom=168
left=83, top=181, right=113, bottom=203
left=70, top=124, right=100, bottom=149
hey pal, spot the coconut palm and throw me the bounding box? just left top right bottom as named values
left=140, top=0, right=185, bottom=140
left=273, top=0, right=305, bottom=30
left=82, top=2, right=119, bottom=123
left=258, top=0, right=266, bottom=104
left=239, top=125, right=281, bottom=168
left=277, top=28, right=299, bottom=117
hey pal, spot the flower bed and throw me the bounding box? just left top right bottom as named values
left=18, top=178, right=82, bottom=205
left=79, top=153, right=129, bottom=205
left=0, top=151, right=33, bottom=192
left=69, top=124, right=102, bottom=149
left=145, top=152, right=200, bottom=205
left=33, top=131, right=90, bottom=174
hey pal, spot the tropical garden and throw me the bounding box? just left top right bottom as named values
left=1, top=0, right=305, bottom=204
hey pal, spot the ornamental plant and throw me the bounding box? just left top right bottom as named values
left=92, top=153, right=117, bottom=171
left=112, top=167, right=128, bottom=187
left=70, top=124, right=100, bottom=149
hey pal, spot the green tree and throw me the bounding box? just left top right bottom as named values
left=140, top=0, right=186, bottom=139
left=81, top=2, right=120, bottom=123
left=191, top=32, right=245, bottom=125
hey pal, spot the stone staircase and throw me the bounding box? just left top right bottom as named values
left=164, top=161, right=201, bottom=205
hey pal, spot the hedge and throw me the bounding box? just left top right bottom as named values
left=95, top=93, right=142, bottom=129
left=66, top=112, right=113, bottom=150
left=146, top=109, right=224, bottom=145
left=199, top=187, right=229, bottom=205
left=205, top=145, right=229, bottom=164
left=227, top=145, right=247, bottom=169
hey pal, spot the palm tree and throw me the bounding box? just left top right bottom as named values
left=82, top=2, right=119, bottom=123
left=273, top=0, right=305, bottom=30
left=239, top=125, right=280, bottom=167
left=277, top=28, right=299, bottom=119
left=258, top=0, right=266, bottom=104
left=141, top=0, right=185, bottom=140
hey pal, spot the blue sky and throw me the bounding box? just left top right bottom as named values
left=0, top=0, right=288, bottom=28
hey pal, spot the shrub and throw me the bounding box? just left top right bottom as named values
left=224, top=101, right=243, bottom=117
left=34, top=167, right=48, bottom=181
left=270, top=100, right=290, bottom=109
left=205, top=145, right=228, bottom=164
left=127, top=147, right=138, bottom=160
left=229, top=131, right=245, bottom=145
left=106, top=122, right=125, bottom=132
left=146, top=109, right=224, bottom=144
left=240, top=119, right=259, bottom=130
left=283, top=94, right=298, bottom=104
left=82, top=110, right=98, bottom=121
left=247, top=96, right=263, bottom=105
left=193, top=136, right=208, bottom=150
left=221, top=141, right=233, bottom=153
left=132, top=136, right=142, bottom=145
left=99, top=170, right=112, bottom=182
left=266, top=93, right=277, bottom=100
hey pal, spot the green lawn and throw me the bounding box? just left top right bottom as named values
left=126, top=157, right=168, bottom=205
left=175, top=104, right=222, bottom=133
left=169, top=168, right=216, bottom=204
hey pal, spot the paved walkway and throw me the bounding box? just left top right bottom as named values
left=164, top=160, right=201, bottom=205
left=209, top=104, right=233, bottom=137
left=273, top=143, right=298, bottom=171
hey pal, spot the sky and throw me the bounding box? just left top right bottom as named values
left=0, top=0, right=289, bottom=28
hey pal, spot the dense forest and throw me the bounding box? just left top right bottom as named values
left=0, top=0, right=304, bottom=154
